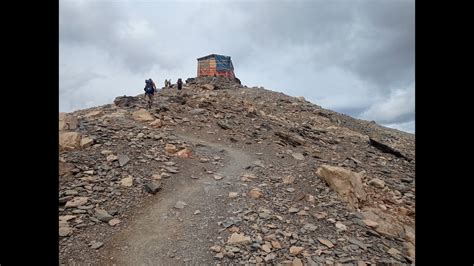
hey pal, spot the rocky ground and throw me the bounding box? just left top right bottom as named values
left=59, top=77, right=415, bottom=265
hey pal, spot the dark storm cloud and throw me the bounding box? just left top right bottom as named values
left=233, top=0, right=415, bottom=92
left=345, top=0, right=415, bottom=90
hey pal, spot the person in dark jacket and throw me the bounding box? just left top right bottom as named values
left=177, top=78, right=183, bottom=90
left=144, top=78, right=155, bottom=109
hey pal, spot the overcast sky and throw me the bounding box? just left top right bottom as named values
left=59, top=0, right=415, bottom=133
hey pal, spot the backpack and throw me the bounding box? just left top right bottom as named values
left=145, top=84, right=154, bottom=94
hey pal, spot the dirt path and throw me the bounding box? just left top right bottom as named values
left=100, top=133, right=255, bottom=265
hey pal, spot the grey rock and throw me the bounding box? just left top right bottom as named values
left=251, top=243, right=261, bottom=250
left=348, top=238, right=367, bottom=250
left=222, top=217, right=242, bottom=228
left=95, top=209, right=113, bottom=222
left=64, top=190, right=78, bottom=196
left=217, top=120, right=232, bottom=130
left=164, top=167, right=179, bottom=174
left=77, top=205, right=94, bottom=210
left=292, top=153, right=305, bottom=160
left=264, top=253, right=276, bottom=262
left=117, top=154, right=130, bottom=167
left=90, top=241, right=104, bottom=249
left=252, top=160, right=265, bottom=168
left=348, top=244, right=360, bottom=251
left=144, top=181, right=161, bottom=194
left=189, top=108, right=206, bottom=115
left=59, top=196, right=73, bottom=204
left=154, top=134, right=164, bottom=140
left=174, top=201, right=187, bottom=209
left=303, top=223, right=318, bottom=232
left=89, top=216, right=101, bottom=223
left=288, top=207, right=299, bottom=213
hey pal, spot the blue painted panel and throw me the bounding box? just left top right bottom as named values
left=215, top=55, right=233, bottom=71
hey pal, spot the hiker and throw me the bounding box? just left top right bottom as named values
left=177, top=78, right=183, bottom=90
left=144, top=78, right=155, bottom=109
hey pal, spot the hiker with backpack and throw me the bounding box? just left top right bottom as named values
left=144, top=78, right=156, bottom=109
left=177, top=78, right=183, bottom=91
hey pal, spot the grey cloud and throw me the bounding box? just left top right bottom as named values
left=383, top=120, right=415, bottom=134
left=59, top=69, right=105, bottom=94
left=345, top=0, right=415, bottom=90
left=60, top=1, right=179, bottom=73
left=228, top=0, right=414, bottom=94
left=59, top=1, right=125, bottom=45
left=360, top=82, right=415, bottom=124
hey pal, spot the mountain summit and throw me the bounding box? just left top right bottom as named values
left=59, top=77, right=415, bottom=264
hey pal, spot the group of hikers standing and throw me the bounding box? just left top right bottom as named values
left=144, top=78, right=183, bottom=109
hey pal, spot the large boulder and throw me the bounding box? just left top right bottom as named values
left=59, top=161, right=74, bottom=177
left=80, top=137, right=94, bottom=148
left=59, top=132, right=81, bottom=151
left=59, top=113, right=78, bottom=131
left=315, top=165, right=366, bottom=210
left=132, top=109, right=154, bottom=122
left=360, top=208, right=404, bottom=238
